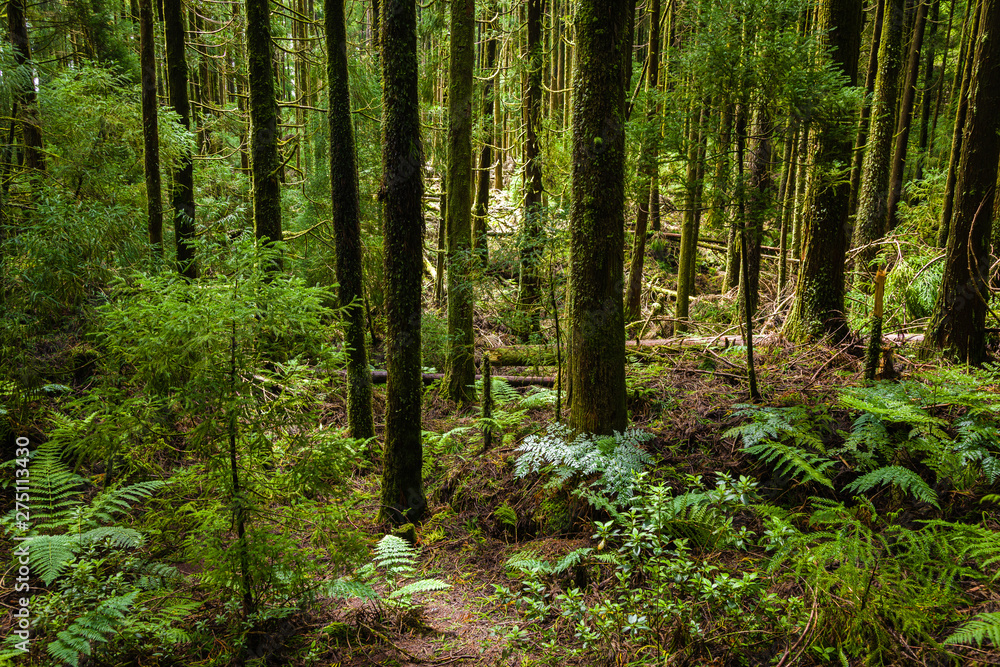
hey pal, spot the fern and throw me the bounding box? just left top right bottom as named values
left=328, top=535, right=450, bottom=610
left=47, top=593, right=137, bottom=667
left=514, top=423, right=653, bottom=501
left=744, top=440, right=835, bottom=488
left=945, top=612, right=1000, bottom=648
left=725, top=405, right=835, bottom=488
left=842, top=465, right=940, bottom=508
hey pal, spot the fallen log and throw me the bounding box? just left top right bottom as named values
left=658, top=232, right=797, bottom=260
left=365, top=370, right=555, bottom=387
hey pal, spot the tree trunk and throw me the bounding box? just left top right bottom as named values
left=848, top=0, right=885, bottom=217
left=886, top=0, right=928, bottom=229
left=913, top=0, right=939, bottom=182
left=785, top=0, right=862, bottom=342
left=624, top=0, right=660, bottom=325
left=140, top=0, right=162, bottom=254
left=938, top=1, right=979, bottom=247
left=517, top=0, right=545, bottom=341
left=852, top=0, right=904, bottom=279
left=379, top=0, right=427, bottom=524
left=675, top=102, right=705, bottom=334
left=568, top=0, right=633, bottom=436
left=472, top=1, right=497, bottom=267
left=923, top=0, right=999, bottom=365
left=445, top=0, right=476, bottom=404
left=164, top=0, right=197, bottom=278
left=246, top=0, right=283, bottom=269
left=327, top=0, right=374, bottom=440
left=737, top=106, right=772, bottom=321
left=8, top=0, right=44, bottom=175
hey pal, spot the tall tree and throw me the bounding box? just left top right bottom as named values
left=785, top=0, right=862, bottom=341
left=444, top=0, right=476, bottom=404
left=327, top=0, right=374, bottom=439
left=568, top=0, right=633, bottom=436
left=516, top=0, right=545, bottom=340
left=848, top=0, right=885, bottom=218
left=886, top=0, right=928, bottom=229
left=472, top=1, right=498, bottom=267
left=852, top=0, right=904, bottom=279
left=8, top=0, right=44, bottom=174
left=923, top=0, right=999, bottom=364
left=379, top=0, right=427, bottom=524
left=164, top=0, right=197, bottom=278
left=246, top=0, right=283, bottom=268
left=624, top=0, right=661, bottom=326
left=737, top=107, right=773, bottom=321
left=140, top=0, right=162, bottom=254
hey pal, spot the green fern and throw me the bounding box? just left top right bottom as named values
left=842, top=465, right=940, bottom=508
left=744, top=440, right=835, bottom=488
left=47, top=593, right=137, bottom=667
left=945, top=612, right=1000, bottom=648
left=725, top=405, right=835, bottom=488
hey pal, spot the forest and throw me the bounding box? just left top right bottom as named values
left=1, top=0, right=1000, bottom=664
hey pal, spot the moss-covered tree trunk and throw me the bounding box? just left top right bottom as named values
left=624, top=0, right=660, bottom=327
left=676, top=102, right=706, bottom=334
left=785, top=0, right=862, bottom=342
left=8, top=0, right=44, bottom=175
left=923, top=0, right=999, bottom=365
left=516, top=0, right=545, bottom=341
left=379, top=0, right=427, bottom=524
left=445, top=0, right=476, bottom=404
left=886, top=0, right=927, bottom=230
left=246, top=0, right=283, bottom=269
left=472, top=1, right=497, bottom=268
left=737, top=107, right=772, bottom=322
left=326, top=0, right=373, bottom=439
left=848, top=0, right=884, bottom=218
left=938, top=1, right=979, bottom=247
left=164, top=0, right=197, bottom=278
left=568, top=0, right=633, bottom=436
left=852, top=0, right=904, bottom=279
left=140, top=0, right=162, bottom=254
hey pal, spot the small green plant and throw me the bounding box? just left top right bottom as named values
left=514, top=423, right=653, bottom=501
left=325, top=535, right=450, bottom=613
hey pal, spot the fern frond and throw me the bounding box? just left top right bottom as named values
left=744, top=440, right=835, bottom=488
left=552, top=548, right=593, bottom=574
left=506, top=550, right=552, bottom=575
left=84, top=480, right=165, bottom=526
left=373, top=535, right=418, bottom=577
left=388, top=578, right=451, bottom=599
left=842, top=466, right=940, bottom=508
left=46, top=593, right=137, bottom=667
left=77, top=526, right=146, bottom=549
left=945, top=612, right=1000, bottom=648
left=28, top=442, right=84, bottom=531
left=25, top=534, right=76, bottom=585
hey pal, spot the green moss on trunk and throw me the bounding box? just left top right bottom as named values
left=380, top=0, right=427, bottom=524
left=568, top=0, right=632, bottom=436
left=327, top=0, right=373, bottom=439
left=164, top=0, right=196, bottom=278
left=444, top=0, right=476, bottom=404
left=246, top=0, right=283, bottom=270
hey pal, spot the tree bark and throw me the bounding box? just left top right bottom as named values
left=923, top=0, right=999, bottom=365
left=852, top=0, right=904, bottom=279
left=675, top=102, right=706, bottom=334
left=568, top=0, right=633, bottom=436
left=472, top=1, right=498, bottom=267
left=445, top=0, right=476, bottom=404
left=8, top=0, right=44, bottom=175
left=379, top=0, right=427, bottom=524
left=785, top=0, right=862, bottom=342
left=624, top=0, right=661, bottom=326
left=516, top=0, right=545, bottom=341
left=164, top=0, right=197, bottom=278
left=246, top=0, right=283, bottom=270
left=737, top=106, right=772, bottom=321
left=886, top=0, right=928, bottom=229
left=327, top=0, right=374, bottom=440
left=848, top=0, right=885, bottom=218
left=140, top=0, right=162, bottom=254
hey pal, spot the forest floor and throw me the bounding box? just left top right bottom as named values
left=281, top=336, right=951, bottom=667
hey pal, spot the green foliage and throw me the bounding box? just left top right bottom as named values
left=725, top=404, right=836, bottom=488
left=946, top=612, right=1000, bottom=648
left=514, top=423, right=654, bottom=501
left=326, top=535, right=450, bottom=612
left=842, top=465, right=939, bottom=508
